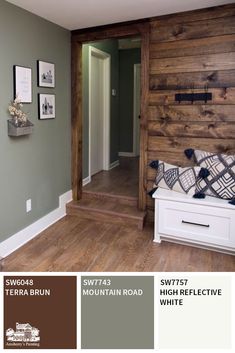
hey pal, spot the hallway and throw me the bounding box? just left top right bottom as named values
left=84, top=157, right=139, bottom=198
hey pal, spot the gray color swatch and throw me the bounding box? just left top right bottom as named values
left=81, top=276, right=154, bottom=349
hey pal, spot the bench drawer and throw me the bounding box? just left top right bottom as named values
left=158, top=200, right=234, bottom=247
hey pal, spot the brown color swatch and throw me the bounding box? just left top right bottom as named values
left=4, top=276, right=76, bottom=349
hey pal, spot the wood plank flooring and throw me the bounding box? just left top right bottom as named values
left=67, top=198, right=146, bottom=230
left=84, top=157, right=139, bottom=198
left=2, top=216, right=235, bottom=272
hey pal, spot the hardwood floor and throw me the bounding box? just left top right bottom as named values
left=68, top=157, right=146, bottom=230
left=67, top=198, right=146, bottom=230
left=2, top=216, right=235, bottom=272
left=2, top=157, right=234, bottom=272
left=84, top=157, right=139, bottom=198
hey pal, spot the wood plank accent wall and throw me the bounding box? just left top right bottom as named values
left=147, top=4, right=235, bottom=220
left=71, top=4, right=235, bottom=219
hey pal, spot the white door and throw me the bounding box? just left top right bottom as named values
left=133, top=64, right=141, bottom=156
left=89, top=47, right=111, bottom=178
left=90, top=54, right=104, bottom=176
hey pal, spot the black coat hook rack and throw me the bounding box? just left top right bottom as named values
left=175, top=85, right=212, bottom=104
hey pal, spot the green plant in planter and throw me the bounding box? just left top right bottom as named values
left=8, top=95, right=29, bottom=127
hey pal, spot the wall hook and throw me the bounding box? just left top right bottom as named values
left=204, top=84, right=208, bottom=103
left=191, top=84, right=194, bottom=104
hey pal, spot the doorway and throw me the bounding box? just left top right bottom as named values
left=88, top=46, right=111, bottom=179
left=82, top=39, right=141, bottom=199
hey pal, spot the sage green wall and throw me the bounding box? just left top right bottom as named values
left=82, top=40, right=119, bottom=179
left=0, top=0, right=71, bottom=242
left=119, top=48, right=141, bottom=153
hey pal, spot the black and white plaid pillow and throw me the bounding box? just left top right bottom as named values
left=150, top=160, right=207, bottom=195
left=185, top=149, right=235, bottom=200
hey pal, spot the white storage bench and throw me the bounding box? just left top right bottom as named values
left=152, top=188, right=235, bottom=254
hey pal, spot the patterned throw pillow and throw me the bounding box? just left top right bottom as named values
left=185, top=149, right=235, bottom=200
left=149, top=160, right=207, bottom=195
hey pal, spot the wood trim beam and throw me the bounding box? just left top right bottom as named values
left=138, top=22, right=149, bottom=211
left=71, top=19, right=148, bottom=42
left=71, top=40, right=82, bottom=200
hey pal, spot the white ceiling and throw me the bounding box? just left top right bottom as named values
left=6, top=0, right=235, bottom=30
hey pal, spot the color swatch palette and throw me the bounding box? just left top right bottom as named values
left=1, top=274, right=234, bottom=351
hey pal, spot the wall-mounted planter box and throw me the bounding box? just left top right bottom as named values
left=8, top=119, right=34, bottom=137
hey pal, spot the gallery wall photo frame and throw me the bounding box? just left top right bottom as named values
left=38, top=94, right=56, bottom=120
left=13, top=65, right=32, bottom=103
left=37, top=60, right=55, bottom=88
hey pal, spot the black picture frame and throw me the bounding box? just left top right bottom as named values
left=38, top=94, right=56, bottom=120
left=13, top=65, right=32, bottom=103
left=37, top=60, right=55, bottom=88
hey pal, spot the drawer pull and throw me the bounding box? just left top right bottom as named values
left=182, top=220, right=210, bottom=228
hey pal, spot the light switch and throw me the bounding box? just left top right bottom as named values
left=26, top=199, right=31, bottom=213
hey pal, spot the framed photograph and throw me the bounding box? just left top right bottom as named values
left=14, top=65, right=32, bottom=103
left=38, top=94, right=55, bottom=119
left=37, top=60, right=55, bottom=87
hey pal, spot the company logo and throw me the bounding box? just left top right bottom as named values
left=6, top=323, right=40, bottom=348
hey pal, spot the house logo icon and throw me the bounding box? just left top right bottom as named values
left=6, top=322, right=40, bottom=343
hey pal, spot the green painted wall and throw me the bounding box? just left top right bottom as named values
left=0, top=0, right=71, bottom=242
left=119, top=48, right=141, bottom=152
left=82, top=40, right=119, bottom=178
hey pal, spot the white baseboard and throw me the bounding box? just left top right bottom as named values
left=109, top=160, right=119, bottom=170
left=0, top=190, right=72, bottom=259
left=118, top=152, right=136, bottom=157
left=83, top=176, right=91, bottom=186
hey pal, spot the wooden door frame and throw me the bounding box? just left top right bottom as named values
left=133, top=63, right=141, bottom=157
left=71, top=20, right=149, bottom=211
